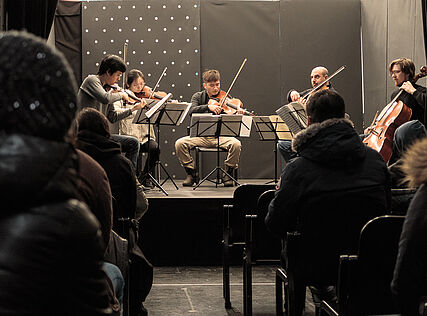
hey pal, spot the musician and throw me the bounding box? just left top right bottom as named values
left=113, top=69, right=160, bottom=188
left=77, top=55, right=144, bottom=169
left=266, top=90, right=390, bottom=312
left=389, top=58, right=426, bottom=126
left=175, top=69, right=244, bottom=187
left=278, top=66, right=334, bottom=165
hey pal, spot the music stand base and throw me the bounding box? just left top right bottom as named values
left=147, top=173, right=169, bottom=196
left=156, top=160, right=179, bottom=190
left=193, top=167, right=239, bottom=190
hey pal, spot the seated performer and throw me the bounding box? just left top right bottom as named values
left=278, top=66, right=333, bottom=164
left=77, top=54, right=145, bottom=169
left=112, top=69, right=160, bottom=188
left=389, top=57, right=426, bottom=126
left=175, top=69, right=244, bottom=187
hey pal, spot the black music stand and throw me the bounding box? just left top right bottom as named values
left=152, top=101, right=191, bottom=190
left=133, top=93, right=172, bottom=196
left=253, top=115, right=293, bottom=183
left=190, top=114, right=252, bottom=190
left=276, top=101, right=308, bottom=135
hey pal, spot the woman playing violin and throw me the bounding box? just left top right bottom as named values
left=113, top=69, right=160, bottom=188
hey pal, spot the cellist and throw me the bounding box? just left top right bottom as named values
left=175, top=69, right=245, bottom=187
left=389, top=58, right=426, bottom=126
left=387, top=58, right=427, bottom=183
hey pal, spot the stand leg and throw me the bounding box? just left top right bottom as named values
left=266, top=139, right=279, bottom=184
left=147, top=172, right=169, bottom=196
left=157, top=160, right=179, bottom=190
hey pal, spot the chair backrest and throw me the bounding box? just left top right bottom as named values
left=254, top=189, right=281, bottom=261
left=346, top=215, right=405, bottom=315
left=390, top=188, right=417, bottom=215
left=228, top=184, right=276, bottom=247
left=291, top=186, right=388, bottom=286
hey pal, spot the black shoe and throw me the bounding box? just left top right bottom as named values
left=223, top=167, right=235, bottom=187
left=142, top=178, right=154, bottom=189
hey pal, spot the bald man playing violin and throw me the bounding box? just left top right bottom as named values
left=175, top=69, right=244, bottom=187
left=278, top=66, right=335, bottom=165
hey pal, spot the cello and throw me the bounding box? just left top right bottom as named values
left=363, top=66, right=427, bottom=162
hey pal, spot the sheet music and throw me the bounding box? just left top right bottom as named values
left=157, top=102, right=191, bottom=126
left=253, top=115, right=293, bottom=140
left=189, top=114, right=252, bottom=138
left=145, top=93, right=172, bottom=118
left=276, top=102, right=307, bottom=134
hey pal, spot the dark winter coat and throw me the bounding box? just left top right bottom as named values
left=392, top=138, right=427, bottom=315
left=266, top=118, right=391, bottom=237
left=0, top=133, right=110, bottom=315
left=76, top=130, right=137, bottom=231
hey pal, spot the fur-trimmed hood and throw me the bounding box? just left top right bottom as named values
left=401, top=137, right=427, bottom=187
left=291, top=118, right=367, bottom=167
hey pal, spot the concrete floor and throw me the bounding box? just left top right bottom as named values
left=144, top=266, right=316, bottom=316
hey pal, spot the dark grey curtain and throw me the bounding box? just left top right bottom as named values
left=4, top=0, right=58, bottom=38
left=54, top=1, right=82, bottom=86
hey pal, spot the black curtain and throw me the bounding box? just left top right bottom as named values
left=4, top=0, right=58, bottom=39
left=54, top=1, right=82, bottom=86
left=423, top=0, right=427, bottom=64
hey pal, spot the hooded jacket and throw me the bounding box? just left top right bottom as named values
left=76, top=130, right=137, bottom=230
left=266, top=118, right=391, bottom=237
left=391, top=138, right=427, bottom=315
left=0, top=133, right=110, bottom=315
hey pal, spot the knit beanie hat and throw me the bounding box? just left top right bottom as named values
left=0, top=31, right=77, bottom=141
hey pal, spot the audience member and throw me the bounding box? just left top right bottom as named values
left=0, top=31, right=110, bottom=315
left=266, top=90, right=391, bottom=313
left=392, top=138, right=427, bottom=315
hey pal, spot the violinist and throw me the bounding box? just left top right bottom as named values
left=77, top=55, right=144, bottom=169
left=113, top=69, right=160, bottom=188
left=175, top=69, right=244, bottom=187
left=278, top=66, right=336, bottom=165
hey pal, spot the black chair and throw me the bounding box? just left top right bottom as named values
left=390, top=187, right=417, bottom=215
left=275, top=189, right=387, bottom=316
left=320, top=215, right=405, bottom=316
left=243, top=189, right=281, bottom=316
left=222, top=183, right=276, bottom=309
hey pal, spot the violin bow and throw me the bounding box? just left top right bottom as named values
left=220, top=58, right=247, bottom=108
left=122, top=42, right=128, bottom=89
left=149, top=67, right=168, bottom=99
left=301, top=65, right=346, bottom=100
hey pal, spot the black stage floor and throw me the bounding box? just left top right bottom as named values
left=140, top=179, right=277, bottom=266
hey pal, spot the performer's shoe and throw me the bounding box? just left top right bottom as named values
left=223, top=167, right=235, bottom=187
left=183, top=167, right=196, bottom=186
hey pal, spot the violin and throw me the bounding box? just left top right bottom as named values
left=208, top=90, right=254, bottom=116
left=135, top=85, right=170, bottom=100
left=363, top=65, right=427, bottom=163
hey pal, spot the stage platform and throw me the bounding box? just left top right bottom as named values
left=139, top=179, right=278, bottom=266
left=145, top=179, right=274, bottom=199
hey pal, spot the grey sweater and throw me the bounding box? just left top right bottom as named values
left=77, top=75, right=132, bottom=132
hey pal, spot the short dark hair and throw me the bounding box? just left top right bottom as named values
left=202, top=69, right=220, bottom=83
left=76, top=108, right=110, bottom=138
left=306, top=90, right=345, bottom=123
left=389, top=58, right=415, bottom=81
left=126, top=69, right=145, bottom=88
left=97, top=55, right=126, bottom=75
